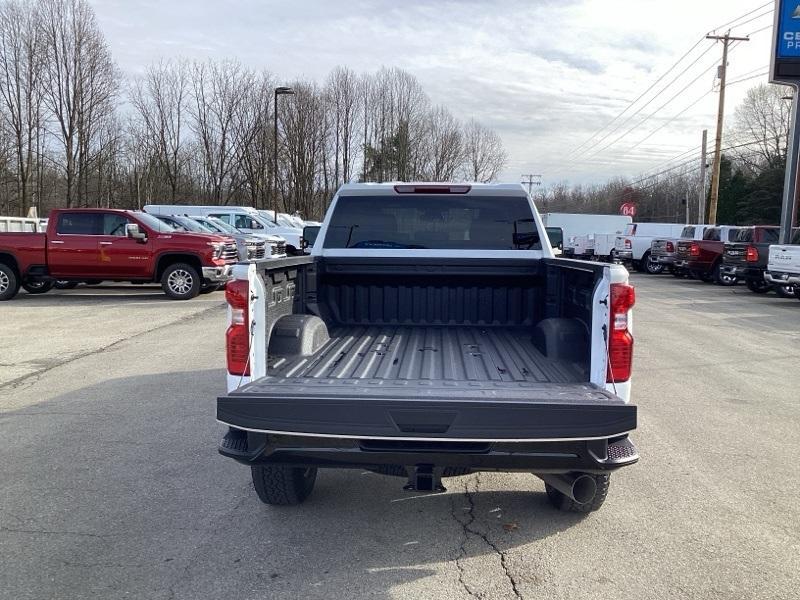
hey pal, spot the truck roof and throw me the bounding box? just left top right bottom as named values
left=335, top=182, right=528, bottom=197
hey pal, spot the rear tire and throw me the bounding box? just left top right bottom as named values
left=251, top=465, right=317, bottom=505
left=713, top=262, right=737, bottom=286
left=22, top=280, right=54, bottom=294
left=746, top=278, right=770, bottom=294
left=161, top=263, right=201, bottom=300
left=0, top=263, right=20, bottom=301
left=544, top=473, right=610, bottom=513
left=774, top=284, right=797, bottom=299
left=643, top=252, right=664, bottom=274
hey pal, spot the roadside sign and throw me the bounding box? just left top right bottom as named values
left=620, top=203, right=637, bottom=217
left=770, top=1, right=800, bottom=243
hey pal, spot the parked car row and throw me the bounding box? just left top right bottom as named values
left=0, top=205, right=320, bottom=302
left=617, top=221, right=800, bottom=301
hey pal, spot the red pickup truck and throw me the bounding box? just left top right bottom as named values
left=674, top=225, right=742, bottom=285
left=0, top=208, right=238, bottom=301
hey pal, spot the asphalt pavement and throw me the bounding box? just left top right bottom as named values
left=1, top=277, right=798, bottom=600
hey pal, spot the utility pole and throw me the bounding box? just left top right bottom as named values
left=521, top=174, right=542, bottom=196
left=706, top=31, right=749, bottom=225
left=698, top=129, right=708, bottom=223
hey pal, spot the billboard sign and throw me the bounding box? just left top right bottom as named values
left=772, top=0, right=800, bottom=80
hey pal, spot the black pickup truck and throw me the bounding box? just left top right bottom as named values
left=216, top=183, right=638, bottom=513
left=722, top=226, right=795, bottom=297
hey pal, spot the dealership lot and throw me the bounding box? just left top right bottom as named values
left=1, top=277, right=799, bottom=600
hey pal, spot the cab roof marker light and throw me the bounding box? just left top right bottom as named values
left=393, top=185, right=472, bottom=194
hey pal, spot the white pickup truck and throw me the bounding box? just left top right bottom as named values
left=764, top=231, right=800, bottom=299
left=216, top=183, right=638, bottom=513
left=615, top=222, right=688, bottom=274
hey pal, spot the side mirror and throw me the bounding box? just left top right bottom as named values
left=126, top=223, right=147, bottom=242
left=302, top=225, right=321, bottom=251
left=545, top=226, right=563, bottom=250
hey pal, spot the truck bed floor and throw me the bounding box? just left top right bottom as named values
left=268, top=325, right=584, bottom=385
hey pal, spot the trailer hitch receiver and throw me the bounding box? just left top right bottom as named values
left=404, top=465, right=446, bottom=493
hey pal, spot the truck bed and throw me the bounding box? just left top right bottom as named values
left=219, top=324, right=635, bottom=441
left=269, top=325, right=584, bottom=385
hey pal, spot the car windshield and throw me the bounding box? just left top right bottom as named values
left=323, top=194, right=540, bottom=250
left=134, top=212, right=176, bottom=233
left=201, top=218, right=240, bottom=235
left=172, top=216, right=215, bottom=233
left=681, top=226, right=695, bottom=238
left=734, top=228, right=753, bottom=242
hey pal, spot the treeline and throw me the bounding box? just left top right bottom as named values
left=539, top=84, right=793, bottom=226
left=0, top=0, right=507, bottom=219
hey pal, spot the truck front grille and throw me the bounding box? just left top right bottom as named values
left=246, top=241, right=266, bottom=260
left=271, top=241, right=286, bottom=256
left=221, top=243, right=239, bottom=262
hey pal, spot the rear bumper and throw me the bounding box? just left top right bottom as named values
left=721, top=264, right=761, bottom=279
left=765, top=270, right=800, bottom=285
left=615, top=250, right=633, bottom=261
left=219, top=430, right=639, bottom=474
left=202, top=264, right=233, bottom=282
left=652, top=253, right=676, bottom=265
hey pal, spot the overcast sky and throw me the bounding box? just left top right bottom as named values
left=92, top=0, right=775, bottom=188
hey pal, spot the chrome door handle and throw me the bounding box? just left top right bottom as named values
left=51, top=240, right=64, bottom=244
left=99, top=241, right=113, bottom=246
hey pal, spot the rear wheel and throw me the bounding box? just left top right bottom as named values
left=0, top=263, right=20, bottom=301
left=544, top=473, right=610, bottom=513
left=643, top=252, right=664, bottom=274
left=774, top=284, right=797, bottom=299
left=251, top=465, right=317, bottom=505
left=746, top=278, right=770, bottom=293
left=161, top=263, right=201, bottom=300
left=22, top=280, right=54, bottom=294
left=713, top=263, right=736, bottom=286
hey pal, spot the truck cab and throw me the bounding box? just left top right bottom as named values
left=216, top=183, right=638, bottom=513
left=0, top=209, right=238, bottom=301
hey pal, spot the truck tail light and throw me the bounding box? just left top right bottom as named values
left=607, top=283, right=635, bottom=384
left=746, top=246, right=759, bottom=262
left=624, top=238, right=632, bottom=249
left=690, top=242, right=700, bottom=257
left=225, top=279, right=250, bottom=376
left=666, top=241, right=674, bottom=252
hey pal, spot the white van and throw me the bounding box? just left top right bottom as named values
left=615, top=222, right=687, bottom=273
left=542, top=213, right=631, bottom=260
left=144, top=205, right=302, bottom=252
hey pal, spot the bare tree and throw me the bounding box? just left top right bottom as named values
left=323, top=66, right=360, bottom=191
left=729, top=83, right=792, bottom=170
left=422, top=105, right=463, bottom=181
left=0, top=0, right=43, bottom=216
left=190, top=59, right=250, bottom=203
left=39, top=0, right=116, bottom=207
left=462, top=119, right=507, bottom=182
left=129, top=59, right=190, bottom=202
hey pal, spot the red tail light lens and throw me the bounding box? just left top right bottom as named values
left=666, top=241, right=674, bottom=252
left=746, top=246, right=759, bottom=262
left=624, top=238, right=632, bottom=249
left=690, top=242, right=700, bottom=257
left=225, top=279, right=250, bottom=376
left=607, top=283, right=635, bottom=383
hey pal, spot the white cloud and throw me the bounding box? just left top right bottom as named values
left=92, top=0, right=776, bottom=186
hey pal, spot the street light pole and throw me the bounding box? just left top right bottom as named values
left=273, top=86, right=295, bottom=224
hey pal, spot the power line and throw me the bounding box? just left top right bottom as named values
left=709, top=1, right=772, bottom=33
left=563, top=37, right=709, bottom=157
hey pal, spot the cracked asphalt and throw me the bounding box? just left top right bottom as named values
left=1, top=277, right=799, bottom=599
